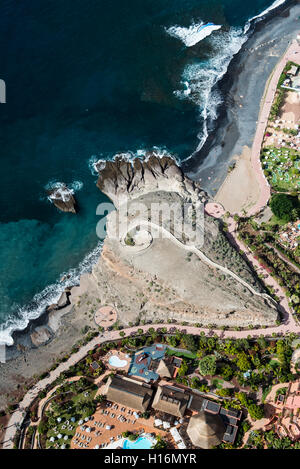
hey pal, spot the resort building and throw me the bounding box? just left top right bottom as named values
left=275, top=380, right=300, bottom=441
left=187, top=411, right=225, bottom=449
left=150, top=356, right=183, bottom=379
left=151, top=384, right=191, bottom=418
left=189, top=395, right=242, bottom=445
left=104, top=374, right=153, bottom=412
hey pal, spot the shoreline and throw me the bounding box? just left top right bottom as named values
left=216, top=38, right=300, bottom=214
left=1, top=0, right=300, bottom=410
left=183, top=0, right=300, bottom=196
left=0, top=0, right=297, bottom=352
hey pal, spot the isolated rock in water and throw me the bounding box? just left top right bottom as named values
left=47, top=184, right=77, bottom=213
left=30, top=326, right=53, bottom=347
left=91, top=152, right=279, bottom=329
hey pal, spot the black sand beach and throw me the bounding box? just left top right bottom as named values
left=183, top=0, right=300, bottom=195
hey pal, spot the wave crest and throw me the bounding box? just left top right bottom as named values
left=0, top=241, right=103, bottom=346
left=166, top=21, right=222, bottom=47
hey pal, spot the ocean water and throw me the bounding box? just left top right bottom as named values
left=0, top=0, right=288, bottom=344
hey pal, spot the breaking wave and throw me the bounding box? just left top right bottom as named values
left=0, top=241, right=103, bottom=346
left=165, top=22, right=221, bottom=47
left=45, top=180, right=83, bottom=203
left=174, top=0, right=288, bottom=155
left=90, top=147, right=180, bottom=175
left=175, top=27, right=248, bottom=152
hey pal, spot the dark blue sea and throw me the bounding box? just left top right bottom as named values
left=0, top=0, right=288, bottom=344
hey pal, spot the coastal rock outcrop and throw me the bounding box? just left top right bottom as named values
left=30, top=326, right=53, bottom=347
left=90, top=153, right=279, bottom=328
left=95, top=154, right=207, bottom=208
left=47, top=184, right=77, bottom=213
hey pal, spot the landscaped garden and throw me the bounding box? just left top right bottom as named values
left=237, top=211, right=300, bottom=318
left=38, top=378, right=98, bottom=449
left=261, top=146, right=300, bottom=192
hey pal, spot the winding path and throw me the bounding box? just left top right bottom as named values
left=3, top=316, right=300, bottom=449
left=124, top=219, right=273, bottom=302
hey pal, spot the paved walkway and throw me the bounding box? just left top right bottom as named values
left=4, top=46, right=300, bottom=446
left=246, top=39, right=300, bottom=217
left=124, top=220, right=271, bottom=300
left=226, top=217, right=298, bottom=331
left=242, top=382, right=290, bottom=446
left=3, top=216, right=300, bottom=449
left=3, top=313, right=300, bottom=449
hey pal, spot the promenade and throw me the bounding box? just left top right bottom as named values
left=247, top=38, right=300, bottom=216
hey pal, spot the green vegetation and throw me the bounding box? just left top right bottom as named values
left=270, top=193, right=299, bottom=223
left=245, top=429, right=300, bottom=449
left=199, top=356, right=217, bottom=376
left=152, top=434, right=167, bottom=449
left=238, top=218, right=300, bottom=318
left=261, top=146, right=300, bottom=192
left=44, top=378, right=98, bottom=449
left=269, top=89, right=285, bottom=121
left=125, top=234, right=135, bottom=246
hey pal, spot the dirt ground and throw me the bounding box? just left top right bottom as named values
left=215, top=146, right=260, bottom=214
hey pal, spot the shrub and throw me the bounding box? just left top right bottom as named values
left=199, top=356, right=217, bottom=376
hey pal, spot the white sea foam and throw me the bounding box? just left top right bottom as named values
left=70, top=180, right=84, bottom=192
left=175, top=27, right=248, bottom=153
left=246, top=0, right=288, bottom=29
left=0, top=241, right=103, bottom=346
left=173, top=0, right=289, bottom=156
left=91, top=147, right=180, bottom=174
left=166, top=22, right=222, bottom=47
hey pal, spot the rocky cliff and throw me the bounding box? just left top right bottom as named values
left=95, top=154, right=207, bottom=208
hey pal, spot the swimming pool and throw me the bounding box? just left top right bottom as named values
left=123, top=436, right=153, bottom=450
left=108, top=355, right=128, bottom=368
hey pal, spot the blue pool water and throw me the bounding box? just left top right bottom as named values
left=123, top=437, right=153, bottom=450
left=108, top=355, right=128, bottom=368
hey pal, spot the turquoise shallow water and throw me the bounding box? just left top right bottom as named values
left=0, top=0, right=288, bottom=343
left=123, top=436, right=153, bottom=449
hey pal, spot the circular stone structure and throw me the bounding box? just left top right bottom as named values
left=94, top=305, right=117, bottom=329
left=204, top=202, right=225, bottom=219
left=122, top=227, right=153, bottom=252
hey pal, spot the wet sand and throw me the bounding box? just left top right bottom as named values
left=183, top=0, right=300, bottom=196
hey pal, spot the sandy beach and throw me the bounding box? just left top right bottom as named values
left=214, top=146, right=260, bottom=214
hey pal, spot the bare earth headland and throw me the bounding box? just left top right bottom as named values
left=1, top=1, right=300, bottom=452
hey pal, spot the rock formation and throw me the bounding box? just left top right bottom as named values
left=96, top=154, right=207, bottom=208
left=30, top=326, right=53, bottom=347
left=88, top=153, right=279, bottom=328
left=47, top=184, right=77, bottom=213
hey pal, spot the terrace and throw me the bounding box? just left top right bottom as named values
left=70, top=400, right=172, bottom=449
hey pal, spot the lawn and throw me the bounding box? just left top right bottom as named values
left=260, top=146, right=300, bottom=192
left=165, top=347, right=197, bottom=360
left=45, top=383, right=97, bottom=449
